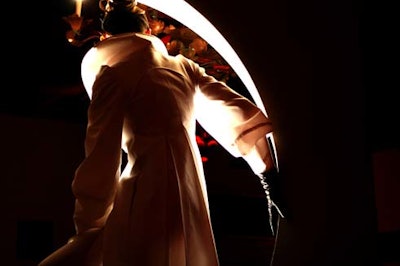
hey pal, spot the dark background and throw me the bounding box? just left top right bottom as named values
left=2, top=0, right=398, bottom=152
left=1, top=0, right=399, bottom=265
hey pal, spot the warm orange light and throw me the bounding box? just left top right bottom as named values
left=75, top=0, right=83, bottom=17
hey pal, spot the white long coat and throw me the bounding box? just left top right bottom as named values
left=40, top=33, right=273, bottom=266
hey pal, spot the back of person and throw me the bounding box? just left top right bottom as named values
left=39, top=2, right=281, bottom=265
left=79, top=31, right=221, bottom=265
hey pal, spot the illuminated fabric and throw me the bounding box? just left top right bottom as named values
left=45, top=33, right=273, bottom=266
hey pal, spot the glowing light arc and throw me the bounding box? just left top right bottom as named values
left=138, top=0, right=266, bottom=114
left=138, top=0, right=279, bottom=168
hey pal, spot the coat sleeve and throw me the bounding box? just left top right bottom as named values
left=187, top=57, right=274, bottom=174
left=72, top=65, right=125, bottom=234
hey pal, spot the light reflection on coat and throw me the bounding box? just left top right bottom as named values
left=71, top=33, right=272, bottom=265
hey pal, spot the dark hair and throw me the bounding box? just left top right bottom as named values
left=101, top=9, right=149, bottom=35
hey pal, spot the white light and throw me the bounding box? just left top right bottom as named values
left=138, top=0, right=267, bottom=116
left=138, top=0, right=278, bottom=168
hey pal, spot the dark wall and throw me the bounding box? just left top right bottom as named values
left=184, top=0, right=382, bottom=265
left=1, top=114, right=86, bottom=264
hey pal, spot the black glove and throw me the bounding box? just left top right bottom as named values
left=257, top=168, right=285, bottom=236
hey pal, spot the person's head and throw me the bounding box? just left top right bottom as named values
left=99, top=0, right=137, bottom=13
left=100, top=0, right=150, bottom=35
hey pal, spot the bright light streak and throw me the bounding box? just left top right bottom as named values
left=138, top=0, right=278, bottom=168
left=75, top=0, right=83, bottom=17
left=138, top=0, right=267, bottom=116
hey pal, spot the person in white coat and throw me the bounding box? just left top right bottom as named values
left=39, top=1, right=282, bottom=265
